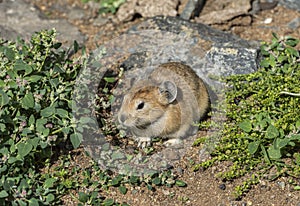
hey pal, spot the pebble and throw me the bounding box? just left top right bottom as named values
left=264, top=17, right=273, bottom=24
left=162, top=189, right=170, bottom=196
left=219, top=183, right=226, bottom=190
left=277, top=181, right=285, bottom=189
left=287, top=17, right=300, bottom=29
left=175, top=167, right=184, bottom=175
left=93, top=16, right=109, bottom=27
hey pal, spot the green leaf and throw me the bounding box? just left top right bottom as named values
left=261, top=145, right=271, bottom=164
left=28, top=114, right=35, bottom=126
left=286, top=47, right=299, bottom=57
left=46, top=193, right=55, bottom=203
left=78, top=192, right=89, bottom=203
left=294, top=186, right=300, bottom=190
left=21, top=92, right=35, bottom=109
left=49, top=78, right=59, bottom=88
left=74, top=40, right=79, bottom=53
left=296, top=120, right=300, bottom=129
left=276, top=138, right=290, bottom=148
left=285, top=37, right=299, bottom=47
left=0, top=123, right=6, bottom=132
left=14, top=60, right=32, bottom=74
left=267, top=145, right=281, bottom=159
left=248, top=141, right=260, bottom=154
left=79, top=116, right=95, bottom=124
left=118, top=185, right=127, bottom=194
left=28, top=198, right=39, bottom=206
left=265, top=125, right=279, bottom=139
left=17, top=142, right=33, bottom=158
left=239, top=120, right=252, bottom=133
left=43, top=178, right=56, bottom=189
left=0, top=89, right=9, bottom=107
left=36, top=118, right=47, bottom=133
left=53, top=42, right=62, bottom=49
left=70, top=133, right=82, bottom=149
left=104, top=77, right=116, bottom=83
left=260, top=59, right=270, bottom=68
left=175, top=180, right=187, bottom=187
left=56, top=108, right=69, bottom=118
left=24, top=75, right=42, bottom=83
left=103, top=199, right=114, bottom=206
left=0, top=190, right=9, bottom=198
left=2, top=46, right=15, bottom=61
left=41, top=106, right=55, bottom=117
left=28, top=138, right=40, bottom=149
left=152, top=177, right=161, bottom=185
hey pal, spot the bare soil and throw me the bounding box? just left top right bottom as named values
left=29, top=0, right=300, bottom=205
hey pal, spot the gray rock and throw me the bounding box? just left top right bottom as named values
left=0, top=0, right=86, bottom=45
left=250, top=0, right=279, bottom=14
left=287, top=17, right=300, bottom=29
left=279, top=0, right=300, bottom=11
left=125, top=16, right=259, bottom=80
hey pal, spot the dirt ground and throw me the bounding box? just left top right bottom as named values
left=29, top=0, right=300, bottom=205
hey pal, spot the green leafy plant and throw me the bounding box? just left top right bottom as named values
left=0, top=29, right=83, bottom=205
left=194, top=34, right=300, bottom=198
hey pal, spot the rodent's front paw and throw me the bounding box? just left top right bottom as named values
left=163, top=139, right=182, bottom=148
left=136, top=137, right=152, bottom=148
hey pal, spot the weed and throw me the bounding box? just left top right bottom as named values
left=194, top=33, right=300, bottom=198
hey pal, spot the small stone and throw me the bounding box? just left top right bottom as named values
left=162, top=189, right=170, bottom=196
left=247, top=201, right=253, bottom=206
left=277, top=181, right=285, bottom=189
left=264, top=17, right=273, bottom=24
left=176, top=167, right=184, bottom=175
left=93, top=16, right=109, bottom=27
left=287, top=17, right=300, bottom=29
left=219, top=183, right=226, bottom=190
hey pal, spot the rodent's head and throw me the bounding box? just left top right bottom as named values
left=118, top=80, right=177, bottom=129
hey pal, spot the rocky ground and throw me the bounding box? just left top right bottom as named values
left=1, top=0, right=300, bottom=205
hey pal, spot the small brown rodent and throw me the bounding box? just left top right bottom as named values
left=118, top=62, right=210, bottom=148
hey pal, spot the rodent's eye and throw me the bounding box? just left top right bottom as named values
left=136, top=101, right=145, bottom=110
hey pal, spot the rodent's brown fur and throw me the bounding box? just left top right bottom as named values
left=118, top=62, right=210, bottom=147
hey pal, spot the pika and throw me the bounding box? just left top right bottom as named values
left=118, top=62, right=210, bottom=148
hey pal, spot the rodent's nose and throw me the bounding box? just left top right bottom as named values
left=119, top=114, right=126, bottom=123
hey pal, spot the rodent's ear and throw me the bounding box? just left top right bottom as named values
left=159, top=81, right=177, bottom=104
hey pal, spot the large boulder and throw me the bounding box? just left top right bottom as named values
left=0, top=0, right=86, bottom=45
